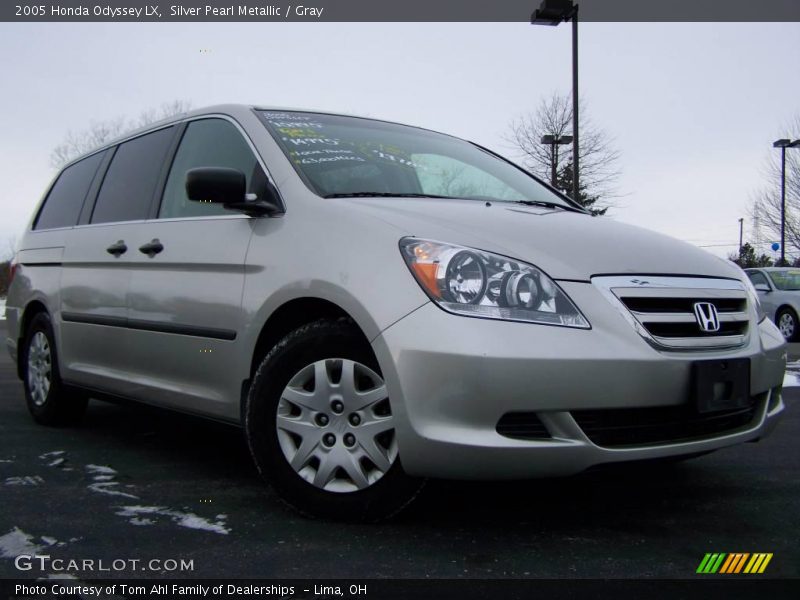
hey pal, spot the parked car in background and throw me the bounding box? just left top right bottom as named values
left=745, top=267, right=800, bottom=341
left=3, top=105, right=788, bottom=520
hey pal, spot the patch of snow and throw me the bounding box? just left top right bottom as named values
left=116, top=506, right=230, bottom=535
left=47, top=458, right=66, bottom=468
left=42, top=573, right=78, bottom=580
left=39, top=451, right=65, bottom=459
left=85, top=464, right=117, bottom=475
left=40, top=536, right=58, bottom=546
left=92, top=475, right=114, bottom=482
left=4, top=476, right=44, bottom=486
left=0, top=528, right=43, bottom=558
left=88, top=482, right=138, bottom=500
left=129, top=517, right=154, bottom=526
left=0, top=459, right=13, bottom=463
left=783, top=361, right=800, bottom=388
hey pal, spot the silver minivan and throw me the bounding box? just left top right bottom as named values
left=5, top=105, right=787, bottom=519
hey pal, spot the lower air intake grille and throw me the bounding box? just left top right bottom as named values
left=496, top=412, right=551, bottom=440
left=571, top=401, right=759, bottom=448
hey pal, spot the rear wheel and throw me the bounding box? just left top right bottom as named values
left=777, top=307, right=799, bottom=342
left=22, top=312, right=88, bottom=426
left=244, top=319, right=423, bottom=521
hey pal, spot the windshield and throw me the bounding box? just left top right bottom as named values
left=768, top=270, right=800, bottom=291
left=259, top=110, right=578, bottom=208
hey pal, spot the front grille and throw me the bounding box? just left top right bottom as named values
left=593, top=276, right=751, bottom=351
left=572, top=401, right=759, bottom=448
left=496, top=412, right=551, bottom=440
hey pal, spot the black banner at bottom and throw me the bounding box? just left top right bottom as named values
left=2, top=579, right=800, bottom=600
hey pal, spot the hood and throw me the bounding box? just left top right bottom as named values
left=343, top=197, right=742, bottom=281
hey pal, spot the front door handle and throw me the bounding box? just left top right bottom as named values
left=138, top=239, right=164, bottom=257
left=106, top=240, right=127, bottom=257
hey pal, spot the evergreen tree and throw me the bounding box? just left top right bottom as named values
left=555, top=163, right=607, bottom=216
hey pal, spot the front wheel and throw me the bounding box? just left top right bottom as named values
left=244, top=319, right=424, bottom=521
left=776, top=307, right=799, bottom=342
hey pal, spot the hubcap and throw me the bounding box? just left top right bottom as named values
left=779, top=313, right=795, bottom=339
left=275, top=358, right=398, bottom=493
left=27, top=332, right=52, bottom=407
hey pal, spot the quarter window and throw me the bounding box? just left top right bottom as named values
left=159, top=119, right=263, bottom=219
left=91, top=127, right=176, bottom=224
left=34, top=151, right=106, bottom=230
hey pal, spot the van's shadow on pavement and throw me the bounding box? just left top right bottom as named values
left=77, top=397, right=731, bottom=530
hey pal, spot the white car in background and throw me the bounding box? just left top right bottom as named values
left=746, top=268, right=800, bottom=342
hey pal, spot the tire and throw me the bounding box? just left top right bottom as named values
left=776, top=307, right=799, bottom=342
left=21, top=312, right=88, bottom=426
left=244, top=318, right=424, bottom=521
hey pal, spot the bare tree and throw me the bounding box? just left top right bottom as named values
left=749, top=114, right=800, bottom=264
left=506, top=92, right=621, bottom=214
left=49, top=100, right=192, bottom=168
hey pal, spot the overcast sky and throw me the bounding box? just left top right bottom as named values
left=0, top=22, right=798, bottom=259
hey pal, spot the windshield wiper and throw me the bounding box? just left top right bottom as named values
left=509, top=199, right=585, bottom=213
left=323, top=192, right=458, bottom=199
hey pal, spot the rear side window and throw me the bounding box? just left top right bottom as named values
left=159, top=119, right=261, bottom=219
left=34, top=151, right=105, bottom=230
left=91, top=127, right=175, bottom=224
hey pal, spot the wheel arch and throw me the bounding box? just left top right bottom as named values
left=16, top=300, right=51, bottom=380
left=247, top=296, right=374, bottom=378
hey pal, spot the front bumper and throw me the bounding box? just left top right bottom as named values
left=371, top=281, right=787, bottom=480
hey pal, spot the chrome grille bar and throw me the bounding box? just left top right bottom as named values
left=593, top=276, right=751, bottom=351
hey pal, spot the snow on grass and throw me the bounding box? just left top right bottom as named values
left=40, top=536, right=58, bottom=546
left=116, top=506, right=230, bottom=535
left=0, top=528, right=43, bottom=558
left=4, top=476, right=44, bottom=486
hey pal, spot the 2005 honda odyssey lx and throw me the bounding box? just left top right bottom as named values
left=5, top=105, right=787, bottom=519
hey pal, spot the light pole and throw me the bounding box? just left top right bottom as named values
left=738, top=218, right=744, bottom=255
left=540, top=134, right=573, bottom=188
left=773, top=138, right=800, bottom=265
left=532, top=0, right=580, bottom=202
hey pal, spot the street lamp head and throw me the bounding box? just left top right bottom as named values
left=531, top=0, right=576, bottom=25
left=773, top=139, right=792, bottom=148
left=541, top=134, right=573, bottom=145
left=789, top=140, right=800, bottom=148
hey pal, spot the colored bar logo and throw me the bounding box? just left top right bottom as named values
left=697, top=553, right=773, bottom=574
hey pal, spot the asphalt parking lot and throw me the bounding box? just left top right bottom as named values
left=0, top=320, right=798, bottom=580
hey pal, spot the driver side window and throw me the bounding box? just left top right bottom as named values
left=747, top=271, right=769, bottom=288
left=159, top=118, right=264, bottom=219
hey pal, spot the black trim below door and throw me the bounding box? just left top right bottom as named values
left=61, top=312, right=237, bottom=341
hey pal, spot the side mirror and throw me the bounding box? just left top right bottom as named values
left=754, top=283, right=770, bottom=293
left=185, top=167, right=282, bottom=216
left=186, top=167, right=246, bottom=204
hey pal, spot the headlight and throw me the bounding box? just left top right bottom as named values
left=742, top=276, right=767, bottom=323
left=400, top=238, right=590, bottom=328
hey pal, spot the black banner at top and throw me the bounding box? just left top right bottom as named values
left=2, top=0, right=800, bottom=22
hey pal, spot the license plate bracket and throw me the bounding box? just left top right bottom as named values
left=692, top=358, right=751, bottom=414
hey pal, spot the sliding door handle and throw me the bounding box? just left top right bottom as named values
left=106, top=240, right=127, bottom=257
left=138, top=239, right=164, bottom=257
